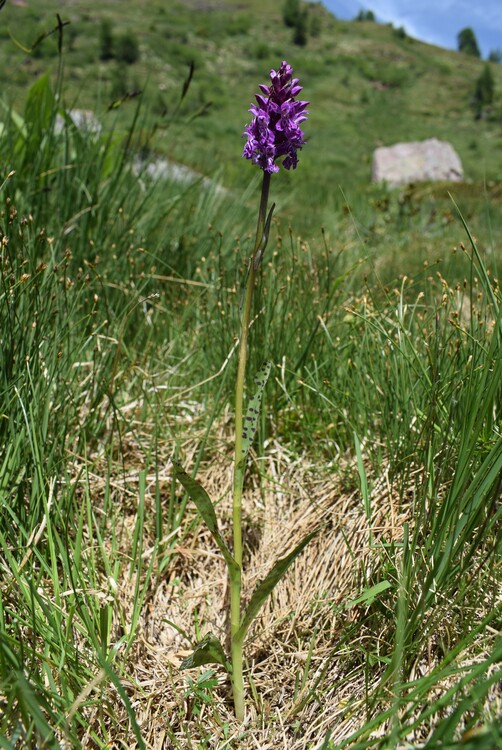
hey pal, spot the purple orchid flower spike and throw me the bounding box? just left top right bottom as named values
left=242, top=61, right=309, bottom=173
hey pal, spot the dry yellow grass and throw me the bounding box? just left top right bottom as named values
left=64, top=416, right=417, bottom=749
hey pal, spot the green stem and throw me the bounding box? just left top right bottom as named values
left=230, top=631, right=244, bottom=721
left=230, top=170, right=271, bottom=721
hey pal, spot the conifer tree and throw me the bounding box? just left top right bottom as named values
left=283, top=0, right=300, bottom=28
left=293, top=9, right=308, bottom=46
left=473, top=63, right=495, bottom=119
left=457, top=27, right=481, bottom=58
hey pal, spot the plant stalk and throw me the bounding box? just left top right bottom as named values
left=230, top=170, right=271, bottom=721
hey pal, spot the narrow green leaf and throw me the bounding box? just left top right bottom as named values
left=180, top=60, right=195, bottom=102
left=101, top=662, right=146, bottom=750
left=345, top=580, right=392, bottom=609
left=7, top=108, right=27, bottom=138
left=253, top=203, right=276, bottom=269
left=25, top=71, right=54, bottom=134
left=236, top=527, right=320, bottom=642
left=15, top=672, right=60, bottom=750
left=449, top=194, right=499, bottom=314
left=173, top=459, right=218, bottom=531
left=354, top=432, right=371, bottom=522
left=241, top=361, right=272, bottom=460
left=172, top=460, right=239, bottom=576
left=180, top=632, right=231, bottom=673
left=0, top=736, right=16, bottom=750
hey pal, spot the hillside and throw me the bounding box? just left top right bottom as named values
left=2, top=0, right=502, bottom=205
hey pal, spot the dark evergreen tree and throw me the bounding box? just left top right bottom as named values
left=473, top=63, right=495, bottom=119
left=283, top=0, right=300, bottom=29
left=115, top=31, right=140, bottom=65
left=293, top=9, right=308, bottom=46
left=457, top=27, right=481, bottom=57
left=356, top=9, right=375, bottom=21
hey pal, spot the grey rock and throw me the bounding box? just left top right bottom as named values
left=55, top=109, right=102, bottom=136
left=133, top=156, right=226, bottom=194
left=134, top=156, right=201, bottom=184
left=372, top=138, right=463, bottom=188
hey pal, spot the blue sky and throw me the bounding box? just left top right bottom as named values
left=321, top=0, right=502, bottom=59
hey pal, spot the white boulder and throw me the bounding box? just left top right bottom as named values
left=372, top=138, right=463, bottom=187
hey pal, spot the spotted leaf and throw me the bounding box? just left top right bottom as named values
left=241, top=360, right=272, bottom=461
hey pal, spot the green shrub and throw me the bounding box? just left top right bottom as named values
left=293, top=10, right=308, bottom=47
left=115, top=30, right=140, bottom=65
left=250, top=41, right=270, bottom=60
left=473, top=62, right=495, bottom=119
left=310, top=13, right=322, bottom=38
left=393, top=25, right=407, bottom=40
left=283, top=0, right=300, bottom=28
left=165, top=41, right=204, bottom=70
left=110, top=61, right=128, bottom=99
left=99, top=18, right=114, bottom=60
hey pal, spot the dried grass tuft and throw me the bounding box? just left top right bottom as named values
left=69, top=413, right=497, bottom=749
left=74, top=423, right=413, bottom=749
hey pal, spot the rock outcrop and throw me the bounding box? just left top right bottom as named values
left=372, top=138, right=463, bottom=187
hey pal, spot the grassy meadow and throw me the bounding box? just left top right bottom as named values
left=0, top=1, right=501, bottom=748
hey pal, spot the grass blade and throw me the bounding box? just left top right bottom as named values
left=101, top=662, right=146, bottom=750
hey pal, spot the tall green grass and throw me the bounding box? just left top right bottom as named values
left=0, top=60, right=231, bottom=746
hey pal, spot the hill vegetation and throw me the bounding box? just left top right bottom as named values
left=1, top=0, right=501, bottom=263
left=2, top=1, right=502, bottom=195
left=0, top=2, right=501, bottom=748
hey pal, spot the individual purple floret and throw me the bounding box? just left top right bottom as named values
left=242, top=61, right=309, bottom=173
